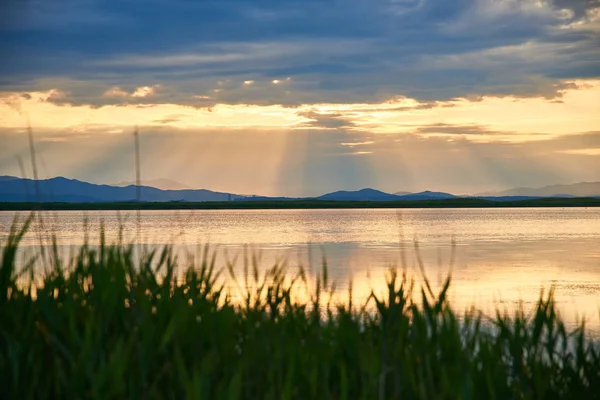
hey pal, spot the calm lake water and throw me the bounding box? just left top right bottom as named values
left=2, top=208, right=599, bottom=333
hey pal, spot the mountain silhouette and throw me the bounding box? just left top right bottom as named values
left=317, top=188, right=456, bottom=201
left=112, top=178, right=191, bottom=190
left=476, top=182, right=600, bottom=197
left=2, top=176, right=597, bottom=203
left=0, top=176, right=243, bottom=202
left=318, top=188, right=401, bottom=201
left=396, top=190, right=456, bottom=200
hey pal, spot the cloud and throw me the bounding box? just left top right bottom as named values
left=548, top=0, right=600, bottom=19
left=1, top=0, right=127, bottom=31
left=131, top=85, right=159, bottom=98
left=418, top=124, right=493, bottom=135
left=340, top=141, right=375, bottom=147
left=102, top=85, right=159, bottom=99
left=296, top=111, right=357, bottom=130
left=415, top=123, right=530, bottom=137
left=560, top=148, right=600, bottom=155
left=2, top=80, right=599, bottom=141
left=1, top=0, right=598, bottom=106
left=103, top=87, right=128, bottom=98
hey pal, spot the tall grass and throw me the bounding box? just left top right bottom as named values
left=1, top=217, right=599, bottom=399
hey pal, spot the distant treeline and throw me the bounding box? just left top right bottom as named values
left=1, top=197, right=599, bottom=211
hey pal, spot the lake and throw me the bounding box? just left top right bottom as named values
left=1, top=207, right=599, bottom=333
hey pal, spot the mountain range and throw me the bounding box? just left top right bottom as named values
left=317, top=188, right=456, bottom=201
left=112, top=178, right=191, bottom=190
left=1, top=176, right=599, bottom=203
left=0, top=176, right=242, bottom=203
left=475, top=182, right=600, bottom=198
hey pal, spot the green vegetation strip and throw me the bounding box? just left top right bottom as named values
left=1, top=218, right=599, bottom=398
left=1, top=197, right=600, bottom=210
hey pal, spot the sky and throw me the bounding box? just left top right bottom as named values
left=1, top=0, right=599, bottom=196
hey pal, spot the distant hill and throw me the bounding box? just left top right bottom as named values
left=318, top=188, right=402, bottom=201
left=236, top=195, right=301, bottom=201
left=0, top=176, right=244, bottom=203
left=318, top=189, right=456, bottom=201
left=112, top=178, right=191, bottom=190
left=479, top=196, right=544, bottom=202
left=393, top=191, right=412, bottom=196
left=396, top=191, right=456, bottom=201
left=477, top=182, right=600, bottom=198
left=3, top=176, right=598, bottom=204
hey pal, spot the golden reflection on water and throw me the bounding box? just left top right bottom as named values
left=1, top=208, right=599, bottom=334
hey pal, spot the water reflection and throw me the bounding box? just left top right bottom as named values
left=1, top=208, right=599, bottom=334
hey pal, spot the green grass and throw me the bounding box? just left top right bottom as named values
left=1, top=196, right=600, bottom=211
left=1, top=217, right=599, bottom=399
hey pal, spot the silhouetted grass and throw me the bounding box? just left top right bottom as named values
left=1, top=217, right=599, bottom=399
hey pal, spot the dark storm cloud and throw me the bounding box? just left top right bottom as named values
left=1, top=0, right=599, bottom=105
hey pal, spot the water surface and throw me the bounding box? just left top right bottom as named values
left=2, top=208, right=599, bottom=332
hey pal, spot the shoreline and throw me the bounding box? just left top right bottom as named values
left=1, top=197, right=599, bottom=211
